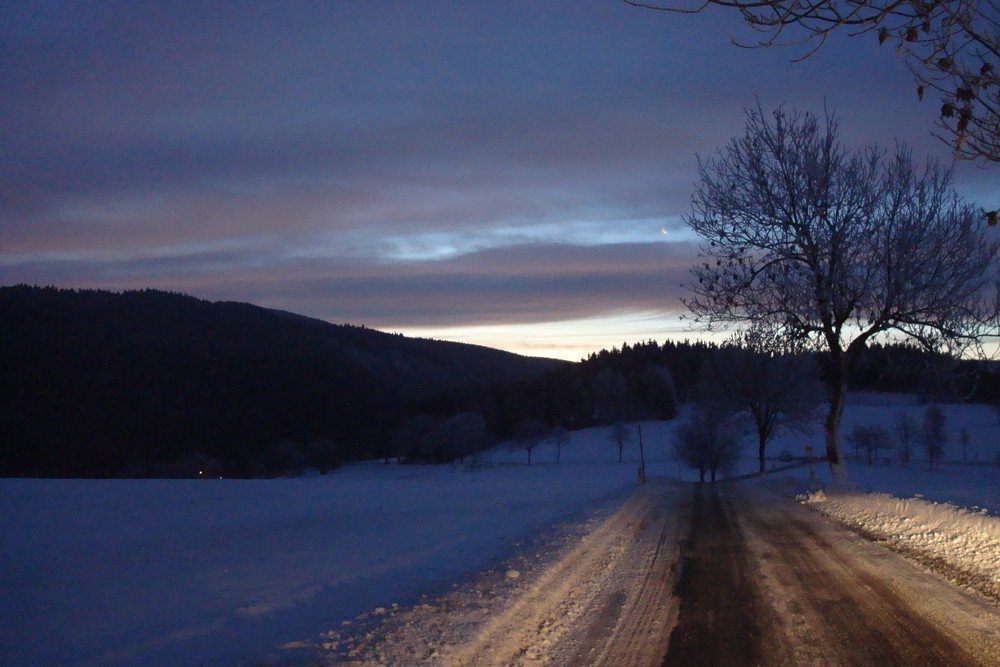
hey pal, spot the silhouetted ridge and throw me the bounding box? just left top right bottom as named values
left=0, top=285, right=562, bottom=477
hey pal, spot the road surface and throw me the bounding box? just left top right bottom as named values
left=327, top=479, right=1000, bottom=665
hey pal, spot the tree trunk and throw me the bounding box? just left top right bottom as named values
left=758, top=432, right=767, bottom=475
left=825, top=357, right=849, bottom=483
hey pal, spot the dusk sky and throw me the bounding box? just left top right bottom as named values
left=4, top=1, right=999, bottom=360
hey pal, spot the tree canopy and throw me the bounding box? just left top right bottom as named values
left=683, top=106, right=999, bottom=477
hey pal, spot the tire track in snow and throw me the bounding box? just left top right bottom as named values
left=321, top=480, right=1000, bottom=665
left=737, top=484, right=1000, bottom=666
left=436, top=479, right=685, bottom=666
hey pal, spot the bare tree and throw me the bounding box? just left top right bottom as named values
left=922, top=405, right=948, bottom=468
left=547, top=426, right=571, bottom=464
left=707, top=329, right=823, bottom=474
left=894, top=410, right=916, bottom=465
left=623, top=0, right=1000, bottom=167
left=683, top=106, right=999, bottom=480
left=513, top=418, right=547, bottom=465
left=846, top=423, right=893, bottom=463
left=960, top=425, right=971, bottom=462
left=672, top=405, right=746, bottom=481
left=608, top=421, right=633, bottom=462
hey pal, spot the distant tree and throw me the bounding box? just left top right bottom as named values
left=846, top=423, right=893, bottom=464
left=623, top=0, right=1000, bottom=166
left=672, top=405, right=746, bottom=482
left=394, top=414, right=437, bottom=463
left=513, top=418, right=547, bottom=465
left=894, top=411, right=916, bottom=466
left=547, top=426, right=571, bottom=464
left=608, top=421, right=633, bottom=463
left=450, top=413, right=490, bottom=461
left=409, top=413, right=483, bottom=464
left=590, top=368, right=633, bottom=422
left=304, top=438, right=340, bottom=474
left=960, top=426, right=971, bottom=463
left=707, top=329, right=823, bottom=474
left=922, top=405, right=948, bottom=469
left=681, top=106, right=999, bottom=480
left=848, top=427, right=868, bottom=462
left=636, top=364, right=679, bottom=419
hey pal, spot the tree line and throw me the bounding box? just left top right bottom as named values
left=4, top=286, right=996, bottom=478
left=402, top=335, right=999, bottom=472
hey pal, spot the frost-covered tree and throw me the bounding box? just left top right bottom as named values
left=707, top=329, right=823, bottom=474
left=846, top=423, right=893, bottom=464
left=683, top=106, right=999, bottom=480
left=439, top=412, right=489, bottom=463
left=672, top=405, right=745, bottom=481
left=608, top=421, right=633, bottom=462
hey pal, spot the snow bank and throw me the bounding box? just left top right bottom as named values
left=800, top=488, right=1000, bottom=599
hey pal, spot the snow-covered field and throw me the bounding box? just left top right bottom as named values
left=2, top=397, right=999, bottom=666
left=767, top=393, right=1000, bottom=514
left=0, top=424, right=676, bottom=667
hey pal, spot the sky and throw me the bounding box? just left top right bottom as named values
left=3, top=1, right=998, bottom=360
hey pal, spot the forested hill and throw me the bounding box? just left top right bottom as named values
left=0, top=285, right=565, bottom=477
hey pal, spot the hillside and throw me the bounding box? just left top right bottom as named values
left=0, top=285, right=564, bottom=477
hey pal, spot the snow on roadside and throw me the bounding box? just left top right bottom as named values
left=800, top=488, right=1000, bottom=600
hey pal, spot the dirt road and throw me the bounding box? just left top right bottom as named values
left=327, top=480, right=1000, bottom=665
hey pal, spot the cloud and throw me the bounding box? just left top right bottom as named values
left=3, top=0, right=994, bottom=354
left=2, top=240, right=698, bottom=328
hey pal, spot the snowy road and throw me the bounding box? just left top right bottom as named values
left=332, top=480, right=1000, bottom=665
left=674, top=484, right=1000, bottom=665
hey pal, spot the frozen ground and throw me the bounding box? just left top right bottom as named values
left=2, top=396, right=999, bottom=666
